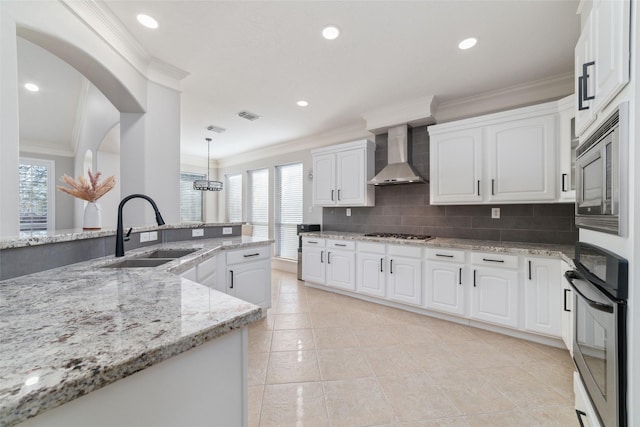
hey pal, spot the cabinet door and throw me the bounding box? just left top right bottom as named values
left=523, top=258, right=562, bottom=337
left=575, top=11, right=596, bottom=137
left=312, top=153, right=336, bottom=206
left=558, top=101, right=577, bottom=202
left=326, top=249, right=355, bottom=291
left=425, top=261, right=465, bottom=316
left=336, top=148, right=366, bottom=206
left=356, top=252, right=385, bottom=298
left=561, top=262, right=574, bottom=354
left=592, top=0, right=630, bottom=114
left=486, top=115, right=556, bottom=202
left=227, top=259, right=271, bottom=308
left=470, top=267, right=519, bottom=328
left=302, top=246, right=325, bottom=284
left=387, top=257, right=422, bottom=306
left=430, top=129, right=483, bottom=204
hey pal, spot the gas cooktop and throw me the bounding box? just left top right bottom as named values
left=364, top=233, right=434, bottom=241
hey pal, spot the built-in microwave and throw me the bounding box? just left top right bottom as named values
left=575, top=102, right=628, bottom=236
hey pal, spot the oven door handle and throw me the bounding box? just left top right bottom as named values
left=564, top=271, right=614, bottom=313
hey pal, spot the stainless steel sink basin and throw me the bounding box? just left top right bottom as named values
left=142, top=249, right=198, bottom=259
left=102, top=258, right=174, bottom=268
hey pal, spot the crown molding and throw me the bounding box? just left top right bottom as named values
left=435, top=72, right=574, bottom=123
left=216, top=122, right=373, bottom=168
left=362, top=95, right=437, bottom=134
left=148, top=59, right=190, bottom=92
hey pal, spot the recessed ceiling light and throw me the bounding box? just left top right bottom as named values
left=24, top=83, right=39, bottom=92
left=137, top=14, right=159, bottom=29
left=322, top=25, right=340, bottom=40
left=458, top=37, right=477, bottom=50
left=297, top=100, right=309, bottom=107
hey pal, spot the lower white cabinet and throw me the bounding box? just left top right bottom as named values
left=302, top=242, right=326, bottom=284
left=302, top=238, right=356, bottom=291
left=425, top=261, right=466, bottom=316
left=560, top=261, right=574, bottom=353
left=523, top=257, right=562, bottom=337
left=326, top=248, right=355, bottom=291
left=225, top=246, right=272, bottom=309
left=387, top=245, right=422, bottom=306
left=470, top=253, right=519, bottom=328
left=574, top=372, right=603, bottom=427
left=355, top=243, right=386, bottom=298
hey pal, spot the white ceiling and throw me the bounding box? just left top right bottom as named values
left=18, top=1, right=581, bottom=161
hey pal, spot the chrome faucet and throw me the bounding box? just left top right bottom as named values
left=115, top=194, right=165, bottom=257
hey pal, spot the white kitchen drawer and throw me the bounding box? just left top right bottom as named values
left=327, top=239, right=355, bottom=250
left=197, top=255, right=217, bottom=280
left=357, top=241, right=386, bottom=254
left=471, top=252, right=518, bottom=269
left=226, top=246, right=271, bottom=265
left=426, top=248, right=465, bottom=263
left=303, top=237, right=326, bottom=247
left=388, top=244, right=423, bottom=258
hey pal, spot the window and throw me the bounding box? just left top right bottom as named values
left=275, top=163, right=303, bottom=259
left=180, top=172, right=205, bottom=222
left=226, top=173, right=243, bottom=222
left=247, top=169, right=269, bottom=239
left=19, top=158, right=55, bottom=237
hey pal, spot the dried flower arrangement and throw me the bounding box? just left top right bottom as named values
left=57, top=169, right=116, bottom=203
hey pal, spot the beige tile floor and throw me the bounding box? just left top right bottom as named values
left=248, top=270, right=577, bottom=427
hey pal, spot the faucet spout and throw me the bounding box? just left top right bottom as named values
left=115, top=194, right=166, bottom=257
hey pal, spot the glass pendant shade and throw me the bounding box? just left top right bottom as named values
left=194, top=137, right=223, bottom=191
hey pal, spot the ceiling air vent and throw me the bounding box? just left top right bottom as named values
left=206, top=125, right=226, bottom=133
left=237, top=110, right=261, bottom=121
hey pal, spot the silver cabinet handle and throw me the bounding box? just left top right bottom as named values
left=390, top=259, right=393, bottom=274
left=320, top=250, right=324, bottom=263
left=528, top=260, right=532, bottom=280
left=482, top=258, right=504, bottom=263
left=327, top=251, right=331, bottom=264
left=335, top=243, right=347, bottom=247
left=230, top=270, right=234, bottom=288
left=436, top=254, right=454, bottom=258
left=459, top=268, right=462, bottom=285
left=244, top=253, right=259, bottom=258
left=473, top=269, right=476, bottom=287
left=477, top=180, right=480, bottom=196
left=380, top=258, right=383, bottom=272
left=337, top=189, right=341, bottom=200
left=331, top=190, right=334, bottom=201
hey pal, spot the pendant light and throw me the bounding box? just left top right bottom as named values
left=193, top=138, right=223, bottom=191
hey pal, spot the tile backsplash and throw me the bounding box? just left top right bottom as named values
left=322, top=126, right=578, bottom=245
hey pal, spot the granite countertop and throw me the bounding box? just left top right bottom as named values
left=0, top=236, right=273, bottom=427
left=301, top=231, right=575, bottom=265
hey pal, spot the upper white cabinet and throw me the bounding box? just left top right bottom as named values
left=575, top=0, right=630, bottom=136
left=558, top=96, right=577, bottom=202
left=312, top=140, right=376, bottom=207
left=429, top=101, right=561, bottom=205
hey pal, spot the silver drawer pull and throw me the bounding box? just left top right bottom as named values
left=243, top=253, right=260, bottom=258
left=482, top=258, right=504, bottom=263
left=307, top=241, right=318, bottom=244
left=436, top=254, right=454, bottom=258
left=335, top=243, right=347, bottom=247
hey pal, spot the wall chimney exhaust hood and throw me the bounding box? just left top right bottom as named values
left=363, top=96, right=436, bottom=186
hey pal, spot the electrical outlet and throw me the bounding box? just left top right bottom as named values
left=192, top=228, right=204, bottom=237
left=222, top=227, right=232, bottom=235
left=346, top=208, right=351, bottom=217
left=140, top=232, right=149, bottom=242
left=491, top=208, right=501, bottom=219
left=148, top=231, right=158, bottom=241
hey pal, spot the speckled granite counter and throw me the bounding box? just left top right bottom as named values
left=301, top=231, right=575, bottom=265
left=0, top=236, right=272, bottom=427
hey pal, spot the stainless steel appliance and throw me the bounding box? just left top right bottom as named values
left=565, top=242, right=628, bottom=427
left=297, top=224, right=321, bottom=280
left=575, top=102, right=629, bottom=235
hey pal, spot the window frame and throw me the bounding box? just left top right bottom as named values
left=179, top=171, right=205, bottom=223
left=19, top=157, right=56, bottom=236
left=247, top=168, right=269, bottom=240
left=275, top=162, right=303, bottom=260
left=225, top=172, right=243, bottom=223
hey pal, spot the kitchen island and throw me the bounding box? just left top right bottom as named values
left=0, top=236, right=272, bottom=427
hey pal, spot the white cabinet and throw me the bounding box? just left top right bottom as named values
left=575, top=0, right=630, bottom=136
left=225, top=246, right=272, bottom=309
left=429, top=128, right=483, bottom=203
left=356, top=242, right=386, bottom=298
left=560, top=261, right=574, bottom=354
left=469, top=253, right=519, bottom=328
left=523, top=257, right=562, bottom=337
left=387, top=245, right=422, bottom=306
left=301, top=238, right=326, bottom=284
left=428, top=101, right=561, bottom=205
left=486, top=115, right=556, bottom=202
left=425, top=248, right=466, bottom=316
left=325, top=241, right=356, bottom=291
left=311, top=140, right=376, bottom=207
left=558, top=95, right=577, bottom=202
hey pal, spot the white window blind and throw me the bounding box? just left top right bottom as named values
left=19, top=158, right=55, bottom=237
left=275, top=163, right=303, bottom=259
left=248, top=168, right=269, bottom=239
left=180, top=172, right=204, bottom=222
left=226, top=173, right=243, bottom=222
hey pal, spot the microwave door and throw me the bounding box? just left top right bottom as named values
left=578, top=149, right=605, bottom=215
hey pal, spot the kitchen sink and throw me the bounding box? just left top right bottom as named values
left=102, top=248, right=199, bottom=268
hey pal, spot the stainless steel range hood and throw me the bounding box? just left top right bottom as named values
left=368, top=124, right=426, bottom=186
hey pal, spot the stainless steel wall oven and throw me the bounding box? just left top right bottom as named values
left=575, top=102, right=629, bottom=236
left=565, top=242, right=628, bottom=427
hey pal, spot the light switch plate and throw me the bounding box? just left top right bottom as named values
left=222, top=227, right=232, bottom=235
left=140, top=232, right=149, bottom=242
left=192, top=228, right=204, bottom=237
left=148, top=231, right=158, bottom=241
left=491, top=208, right=501, bottom=219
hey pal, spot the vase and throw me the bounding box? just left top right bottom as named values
left=83, top=201, right=102, bottom=230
